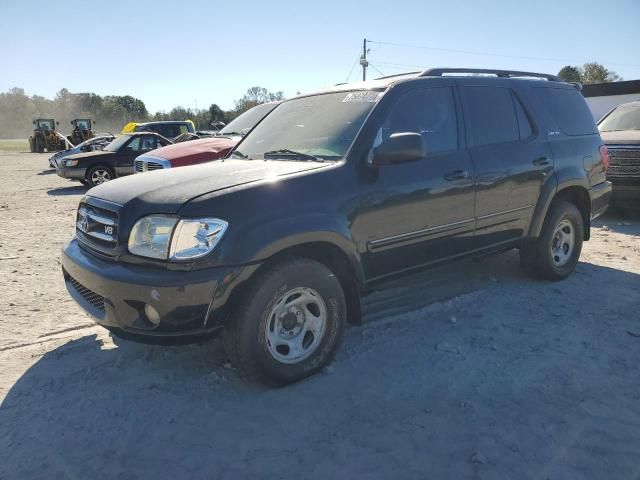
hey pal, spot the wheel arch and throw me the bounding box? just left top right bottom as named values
left=529, top=171, right=592, bottom=241
left=226, top=240, right=364, bottom=327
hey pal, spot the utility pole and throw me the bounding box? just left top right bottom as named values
left=360, top=38, right=369, bottom=81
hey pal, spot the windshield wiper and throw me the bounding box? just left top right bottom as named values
left=263, top=149, right=325, bottom=162
left=217, top=131, right=243, bottom=136
left=230, top=150, right=249, bottom=159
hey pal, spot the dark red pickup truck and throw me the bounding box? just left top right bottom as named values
left=133, top=102, right=279, bottom=173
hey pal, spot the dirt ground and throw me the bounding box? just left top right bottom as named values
left=1, top=151, right=639, bottom=479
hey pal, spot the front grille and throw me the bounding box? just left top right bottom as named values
left=76, top=203, right=119, bottom=256
left=67, top=274, right=105, bottom=312
left=607, top=164, right=640, bottom=177
left=134, top=159, right=166, bottom=173
left=608, top=147, right=640, bottom=166
left=607, top=146, right=640, bottom=179
left=146, top=162, right=164, bottom=170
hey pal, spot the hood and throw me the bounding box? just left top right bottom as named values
left=149, top=137, right=238, bottom=167
left=65, top=150, right=115, bottom=161
left=88, top=159, right=330, bottom=213
left=599, top=130, right=640, bottom=145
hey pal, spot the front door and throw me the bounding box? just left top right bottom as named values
left=353, top=84, right=476, bottom=281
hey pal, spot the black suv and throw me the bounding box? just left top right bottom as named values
left=62, top=68, right=611, bottom=385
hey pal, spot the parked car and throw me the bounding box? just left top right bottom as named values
left=121, top=120, right=195, bottom=140
left=598, top=101, right=640, bottom=210
left=56, top=132, right=171, bottom=187
left=134, top=102, right=279, bottom=173
left=61, top=68, right=611, bottom=386
left=49, top=134, right=115, bottom=168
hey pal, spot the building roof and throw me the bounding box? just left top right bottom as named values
left=581, top=80, right=640, bottom=98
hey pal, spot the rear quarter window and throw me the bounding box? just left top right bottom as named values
left=533, top=87, right=597, bottom=136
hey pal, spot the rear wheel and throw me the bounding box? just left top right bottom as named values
left=86, top=165, right=114, bottom=188
left=224, top=257, right=346, bottom=386
left=520, top=201, right=584, bottom=280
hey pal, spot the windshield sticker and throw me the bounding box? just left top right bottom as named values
left=342, top=91, right=380, bottom=103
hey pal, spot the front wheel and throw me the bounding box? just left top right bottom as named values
left=520, top=201, right=584, bottom=280
left=86, top=165, right=114, bottom=188
left=224, top=258, right=346, bottom=386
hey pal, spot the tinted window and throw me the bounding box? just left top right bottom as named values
left=378, top=87, right=458, bottom=154
left=462, top=86, right=519, bottom=146
left=513, top=93, right=533, bottom=139
left=534, top=87, right=597, bottom=136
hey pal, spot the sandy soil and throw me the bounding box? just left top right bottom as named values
left=1, top=151, right=639, bottom=479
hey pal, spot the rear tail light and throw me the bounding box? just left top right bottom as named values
left=599, top=145, right=610, bottom=170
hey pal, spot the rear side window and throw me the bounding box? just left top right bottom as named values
left=533, top=87, right=597, bottom=136
left=462, top=86, right=519, bottom=147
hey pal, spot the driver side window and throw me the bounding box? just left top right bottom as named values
left=126, top=138, right=141, bottom=151
left=375, top=87, right=458, bottom=154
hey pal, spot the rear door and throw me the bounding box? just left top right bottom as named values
left=459, top=81, right=554, bottom=247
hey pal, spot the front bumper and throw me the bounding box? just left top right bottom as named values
left=610, top=181, right=640, bottom=210
left=589, top=181, right=612, bottom=219
left=61, top=238, right=260, bottom=337
left=56, top=166, right=86, bottom=181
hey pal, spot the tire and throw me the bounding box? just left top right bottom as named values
left=224, top=257, right=346, bottom=386
left=520, top=200, right=584, bottom=281
left=86, top=165, right=114, bottom=188
left=29, top=137, right=35, bottom=153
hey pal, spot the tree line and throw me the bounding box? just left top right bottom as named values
left=0, top=86, right=284, bottom=139
left=557, top=62, right=622, bottom=84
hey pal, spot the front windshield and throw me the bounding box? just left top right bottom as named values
left=75, top=120, right=91, bottom=130
left=599, top=104, right=640, bottom=132
left=37, top=120, right=54, bottom=130
left=232, top=91, right=381, bottom=160
left=219, top=103, right=278, bottom=136
left=103, top=135, right=131, bottom=152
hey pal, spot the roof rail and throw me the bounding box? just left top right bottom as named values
left=373, top=71, right=421, bottom=80
left=420, top=68, right=561, bottom=82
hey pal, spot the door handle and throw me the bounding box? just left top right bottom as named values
left=444, top=170, right=469, bottom=181
left=533, top=157, right=551, bottom=166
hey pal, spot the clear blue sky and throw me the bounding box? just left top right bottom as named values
left=2, top=0, right=639, bottom=113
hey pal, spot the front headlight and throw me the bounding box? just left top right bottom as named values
left=65, top=159, right=79, bottom=167
left=169, top=218, right=228, bottom=260
left=128, top=216, right=228, bottom=261
left=128, top=215, right=178, bottom=260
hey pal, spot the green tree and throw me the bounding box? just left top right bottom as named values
left=558, top=65, right=582, bottom=82
left=581, top=62, right=622, bottom=84
left=230, top=87, right=285, bottom=119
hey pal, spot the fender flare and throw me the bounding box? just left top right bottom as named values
left=528, top=167, right=590, bottom=238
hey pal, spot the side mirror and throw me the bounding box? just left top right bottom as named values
left=371, top=132, right=426, bottom=166
left=56, top=121, right=60, bottom=126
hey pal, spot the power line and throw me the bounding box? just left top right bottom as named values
left=367, top=39, right=640, bottom=69
left=345, top=53, right=360, bottom=82
left=369, top=63, right=386, bottom=77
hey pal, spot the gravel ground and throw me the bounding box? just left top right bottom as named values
left=1, top=151, right=639, bottom=479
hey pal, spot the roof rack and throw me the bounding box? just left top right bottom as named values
left=373, top=71, right=421, bottom=81
left=420, top=68, right=561, bottom=82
